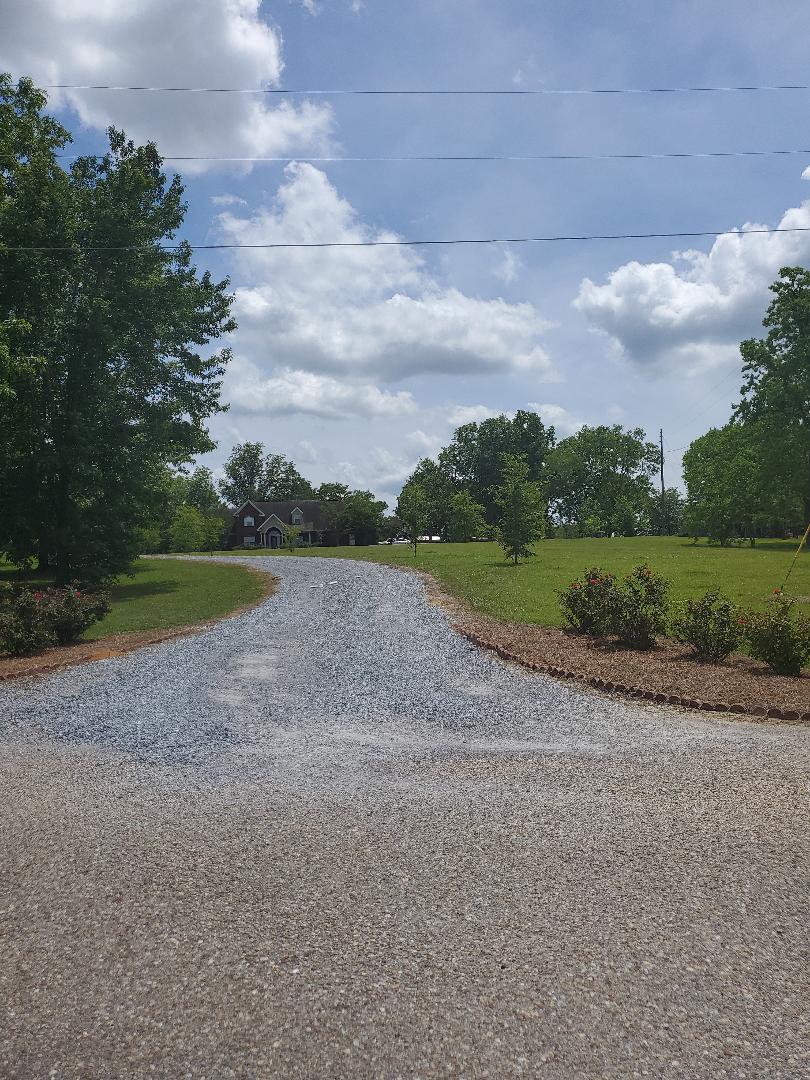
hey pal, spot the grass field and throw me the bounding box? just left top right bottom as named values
left=209, top=537, right=810, bottom=627
left=0, top=557, right=267, bottom=641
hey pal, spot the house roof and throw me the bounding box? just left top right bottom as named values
left=235, top=499, right=328, bottom=531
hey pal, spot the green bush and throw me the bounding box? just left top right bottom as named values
left=609, top=564, right=670, bottom=650
left=559, top=567, right=616, bottom=636
left=671, top=589, right=742, bottom=662
left=41, top=585, right=112, bottom=644
left=742, top=595, right=810, bottom=676
left=0, top=586, right=57, bottom=656
left=0, top=583, right=111, bottom=656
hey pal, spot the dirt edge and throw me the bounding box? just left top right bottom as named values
left=0, top=564, right=277, bottom=683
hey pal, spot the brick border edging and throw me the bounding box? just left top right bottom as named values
left=461, top=629, right=810, bottom=724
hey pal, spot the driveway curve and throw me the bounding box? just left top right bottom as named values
left=1, top=555, right=808, bottom=1079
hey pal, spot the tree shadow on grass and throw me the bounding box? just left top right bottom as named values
left=110, top=579, right=179, bottom=602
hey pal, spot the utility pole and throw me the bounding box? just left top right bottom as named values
left=659, top=428, right=666, bottom=535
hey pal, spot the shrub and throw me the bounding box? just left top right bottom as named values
left=742, top=595, right=810, bottom=676
left=0, top=583, right=111, bottom=656
left=0, top=587, right=57, bottom=656
left=609, top=564, right=669, bottom=650
left=559, top=567, right=616, bottom=636
left=41, top=585, right=111, bottom=644
left=671, top=589, right=742, bottom=662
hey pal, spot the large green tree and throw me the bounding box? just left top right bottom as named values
left=398, top=458, right=457, bottom=539
left=218, top=442, right=314, bottom=506
left=548, top=425, right=659, bottom=536
left=735, top=266, right=810, bottom=524
left=0, top=76, right=235, bottom=581
left=682, top=423, right=782, bottom=545
left=438, top=410, right=555, bottom=523
left=321, top=489, right=387, bottom=546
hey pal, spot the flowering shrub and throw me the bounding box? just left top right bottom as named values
left=671, top=589, right=742, bottom=662
left=0, top=586, right=57, bottom=656
left=559, top=567, right=616, bottom=636
left=741, top=596, right=810, bottom=677
left=41, top=585, right=111, bottom=644
left=609, top=564, right=670, bottom=650
left=0, top=583, right=111, bottom=657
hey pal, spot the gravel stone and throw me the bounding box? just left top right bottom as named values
left=1, top=555, right=808, bottom=1079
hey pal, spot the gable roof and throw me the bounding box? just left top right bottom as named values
left=249, top=499, right=328, bottom=531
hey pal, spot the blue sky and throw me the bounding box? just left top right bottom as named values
left=4, top=0, right=810, bottom=505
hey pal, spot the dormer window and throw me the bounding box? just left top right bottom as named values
left=291, top=508, right=303, bottom=525
left=244, top=515, right=255, bottom=527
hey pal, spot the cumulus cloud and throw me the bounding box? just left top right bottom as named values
left=527, top=402, right=585, bottom=436
left=575, top=189, right=810, bottom=371
left=0, top=0, right=333, bottom=169
left=220, top=162, right=556, bottom=382
left=225, top=358, right=417, bottom=419
left=406, top=429, right=444, bottom=455
left=444, top=404, right=502, bottom=427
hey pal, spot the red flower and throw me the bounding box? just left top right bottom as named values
left=33, top=591, right=43, bottom=601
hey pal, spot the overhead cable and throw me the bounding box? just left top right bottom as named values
left=46, top=82, right=810, bottom=96
left=4, top=225, right=810, bottom=252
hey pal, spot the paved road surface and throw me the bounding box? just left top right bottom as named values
left=1, top=556, right=808, bottom=1079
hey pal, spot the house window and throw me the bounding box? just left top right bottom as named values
left=291, top=509, right=303, bottom=525
left=244, top=536, right=256, bottom=546
left=244, top=515, right=254, bottom=527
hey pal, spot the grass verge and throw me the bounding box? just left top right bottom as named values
left=0, top=557, right=268, bottom=642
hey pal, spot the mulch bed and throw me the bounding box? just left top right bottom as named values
left=0, top=567, right=276, bottom=683
left=413, top=570, right=810, bottom=724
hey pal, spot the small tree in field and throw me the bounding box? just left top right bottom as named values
left=496, top=454, right=545, bottom=564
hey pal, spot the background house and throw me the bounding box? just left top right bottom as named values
left=229, top=500, right=327, bottom=548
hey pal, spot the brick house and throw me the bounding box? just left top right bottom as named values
left=229, top=499, right=328, bottom=549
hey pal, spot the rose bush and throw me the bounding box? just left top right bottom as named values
left=671, top=589, right=742, bottom=662
left=741, top=596, right=810, bottom=676
left=609, top=564, right=670, bottom=650
left=0, top=582, right=111, bottom=657
left=559, top=568, right=616, bottom=636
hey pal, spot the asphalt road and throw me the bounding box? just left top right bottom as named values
left=1, top=555, right=808, bottom=1079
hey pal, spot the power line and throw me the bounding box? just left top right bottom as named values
left=667, top=367, right=744, bottom=443
left=35, top=147, right=810, bottom=164
left=4, top=224, right=810, bottom=252
left=46, top=82, right=810, bottom=96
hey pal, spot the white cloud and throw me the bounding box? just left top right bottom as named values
left=575, top=190, right=810, bottom=371
left=211, top=193, right=248, bottom=207
left=297, top=439, right=319, bottom=463
left=527, top=402, right=585, bottom=436
left=225, top=358, right=417, bottom=419
left=406, top=429, right=444, bottom=455
left=444, top=404, right=502, bottom=427
left=1, top=0, right=333, bottom=169
left=218, top=162, right=557, bottom=381
left=493, top=244, right=522, bottom=284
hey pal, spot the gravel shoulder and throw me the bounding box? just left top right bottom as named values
left=1, top=555, right=808, bottom=1079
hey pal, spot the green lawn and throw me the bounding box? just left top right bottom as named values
left=0, top=557, right=267, bottom=641
left=209, top=537, right=810, bottom=626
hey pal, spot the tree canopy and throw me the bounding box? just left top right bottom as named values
left=218, top=442, right=315, bottom=506
left=0, top=75, right=235, bottom=580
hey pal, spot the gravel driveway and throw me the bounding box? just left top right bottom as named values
left=1, top=555, right=808, bottom=1079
